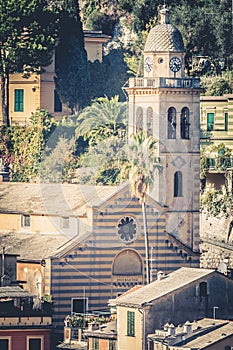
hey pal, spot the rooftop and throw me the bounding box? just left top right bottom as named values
left=115, top=267, right=215, bottom=306
left=0, top=182, right=118, bottom=216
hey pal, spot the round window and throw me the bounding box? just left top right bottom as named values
left=117, top=216, right=137, bottom=244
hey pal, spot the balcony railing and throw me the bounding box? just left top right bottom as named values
left=126, top=77, right=200, bottom=89
left=206, top=157, right=233, bottom=170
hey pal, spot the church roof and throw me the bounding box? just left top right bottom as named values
left=144, top=6, right=184, bottom=53
left=144, top=23, right=184, bottom=53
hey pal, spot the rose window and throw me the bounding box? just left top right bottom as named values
left=117, top=216, right=137, bottom=244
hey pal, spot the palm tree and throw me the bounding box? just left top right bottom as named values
left=76, top=95, right=127, bottom=145
left=121, top=131, right=162, bottom=284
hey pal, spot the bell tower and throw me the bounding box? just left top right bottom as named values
left=126, top=5, right=200, bottom=253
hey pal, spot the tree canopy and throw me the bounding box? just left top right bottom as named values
left=55, top=0, right=90, bottom=113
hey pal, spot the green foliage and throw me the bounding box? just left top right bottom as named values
left=76, top=96, right=127, bottom=145
left=40, top=137, right=78, bottom=183
left=201, top=188, right=233, bottom=218
left=200, top=144, right=233, bottom=216
left=121, top=131, right=162, bottom=201
left=201, top=72, right=233, bottom=96
left=88, top=50, right=129, bottom=102
left=76, top=135, right=126, bottom=185
left=55, top=0, right=89, bottom=113
left=0, top=110, right=57, bottom=182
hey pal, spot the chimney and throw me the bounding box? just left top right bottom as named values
left=167, top=324, right=175, bottom=336
left=183, top=321, right=192, bottom=335
left=157, top=271, right=165, bottom=281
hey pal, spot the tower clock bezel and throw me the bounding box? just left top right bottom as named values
left=169, top=57, right=182, bottom=72
left=144, top=57, right=153, bottom=72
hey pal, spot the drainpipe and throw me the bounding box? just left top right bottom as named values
left=138, top=303, right=153, bottom=350
left=1, top=247, right=5, bottom=287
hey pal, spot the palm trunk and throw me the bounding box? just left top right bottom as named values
left=142, top=200, right=150, bottom=284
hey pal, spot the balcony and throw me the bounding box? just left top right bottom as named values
left=126, top=77, right=200, bottom=89
left=206, top=157, right=233, bottom=171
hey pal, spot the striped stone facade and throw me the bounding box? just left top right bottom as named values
left=49, top=186, right=199, bottom=329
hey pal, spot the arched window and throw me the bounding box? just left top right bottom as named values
left=174, top=171, right=183, bottom=197
left=181, top=107, right=190, bottom=139
left=168, top=107, right=176, bottom=139
left=199, top=282, right=207, bottom=297
left=136, top=107, right=143, bottom=133
left=147, top=107, right=153, bottom=136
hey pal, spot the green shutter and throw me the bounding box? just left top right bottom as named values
left=207, top=113, right=214, bottom=131
left=127, top=311, right=135, bottom=336
left=14, top=89, right=24, bottom=112
left=225, top=113, right=228, bottom=131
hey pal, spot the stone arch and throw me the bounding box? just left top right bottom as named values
left=147, top=107, right=153, bottom=136
left=168, top=107, right=176, bottom=139
left=180, top=107, right=190, bottom=139
left=136, top=107, right=143, bottom=132
left=112, top=249, right=143, bottom=276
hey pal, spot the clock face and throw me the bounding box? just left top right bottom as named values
left=144, top=57, right=153, bottom=72
left=169, top=57, right=182, bottom=72
left=117, top=216, right=137, bottom=244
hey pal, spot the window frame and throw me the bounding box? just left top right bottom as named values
left=225, top=112, right=228, bottom=131
left=146, top=107, right=153, bottom=136
left=21, top=214, right=31, bottom=228
left=14, top=89, right=24, bottom=112
left=0, top=337, right=11, bottom=350
left=207, top=112, right=214, bottom=131
left=54, top=90, right=62, bottom=112
left=61, top=217, right=70, bottom=229
left=174, top=171, right=183, bottom=197
left=71, top=297, right=88, bottom=315
left=136, top=107, right=143, bottom=133
left=127, top=310, right=135, bottom=337
left=27, top=336, right=44, bottom=350
left=109, top=339, right=116, bottom=350
left=167, top=107, right=176, bottom=139
left=180, top=107, right=190, bottom=139
left=92, top=337, right=99, bottom=350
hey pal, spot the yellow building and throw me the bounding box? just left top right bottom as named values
left=4, top=30, right=110, bottom=126
left=200, top=94, right=233, bottom=149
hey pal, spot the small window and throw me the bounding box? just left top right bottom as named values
left=71, top=298, right=88, bottom=314
left=199, top=282, right=207, bottom=297
left=225, top=113, right=228, bottom=131
left=180, top=107, right=190, bottom=139
left=93, top=338, right=99, bottom=350
left=14, top=89, right=24, bottom=112
left=27, top=337, right=42, bottom=350
left=174, top=171, right=183, bottom=197
left=207, top=113, right=214, bottom=131
left=136, top=107, right=143, bottom=132
left=167, top=107, right=176, bottom=139
left=0, top=339, right=10, bottom=350
left=147, top=107, right=153, bottom=136
left=54, top=90, right=62, bottom=112
left=22, top=214, right=31, bottom=227
left=62, top=217, right=70, bottom=229
left=109, top=339, right=116, bottom=350
left=127, top=311, right=135, bottom=337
